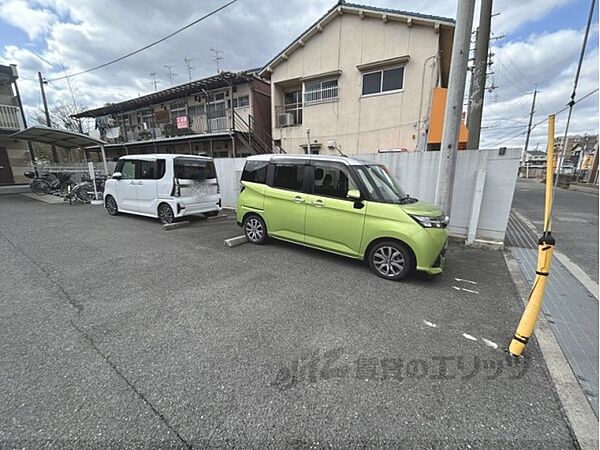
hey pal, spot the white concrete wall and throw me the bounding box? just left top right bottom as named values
left=214, top=157, right=246, bottom=208
left=214, top=148, right=521, bottom=243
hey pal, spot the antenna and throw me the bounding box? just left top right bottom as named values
left=164, top=65, right=177, bottom=86
left=184, top=57, right=194, bottom=82
left=150, top=72, right=160, bottom=91
left=210, top=48, right=224, bottom=73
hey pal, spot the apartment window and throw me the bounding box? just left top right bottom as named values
left=362, top=66, right=404, bottom=96
left=304, top=79, right=338, bottom=105
left=169, top=102, right=187, bottom=120
left=284, top=90, right=302, bottom=125
left=233, top=95, right=250, bottom=108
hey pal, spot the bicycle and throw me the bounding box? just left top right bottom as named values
left=72, top=175, right=107, bottom=203
left=25, top=171, right=77, bottom=202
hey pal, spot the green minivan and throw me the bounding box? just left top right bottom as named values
left=236, top=155, right=448, bottom=281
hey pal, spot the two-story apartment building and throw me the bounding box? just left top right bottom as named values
left=73, top=70, right=275, bottom=159
left=0, top=64, right=31, bottom=185
left=260, top=1, right=462, bottom=155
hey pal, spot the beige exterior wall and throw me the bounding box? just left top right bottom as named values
left=0, top=137, right=30, bottom=184
left=269, top=13, right=452, bottom=155
left=1, top=71, right=31, bottom=184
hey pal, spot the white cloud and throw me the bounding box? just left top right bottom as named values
left=0, top=0, right=597, bottom=147
left=0, top=0, right=57, bottom=39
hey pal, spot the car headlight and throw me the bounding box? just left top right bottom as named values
left=410, top=214, right=449, bottom=229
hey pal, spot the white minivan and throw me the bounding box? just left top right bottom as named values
left=104, top=154, right=221, bottom=224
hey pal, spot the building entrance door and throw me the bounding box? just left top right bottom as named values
left=0, top=146, right=15, bottom=185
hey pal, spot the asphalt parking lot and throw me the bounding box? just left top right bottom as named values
left=0, top=194, right=577, bottom=448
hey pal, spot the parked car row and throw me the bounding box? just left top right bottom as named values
left=105, top=153, right=448, bottom=281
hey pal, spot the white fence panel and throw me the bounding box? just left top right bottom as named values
left=213, top=149, right=520, bottom=243
left=355, top=149, right=520, bottom=242
left=214, top=157, right=246, bottom=208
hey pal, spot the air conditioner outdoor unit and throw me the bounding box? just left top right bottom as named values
left=277, top=113, right=294, bottom=127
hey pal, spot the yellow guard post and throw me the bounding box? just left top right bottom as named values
left=509, top=114, right=556, bottom=357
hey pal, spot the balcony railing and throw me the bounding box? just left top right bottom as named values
left=0, top=104, right=24, bottom=130
left=304, top=86, right=339, bottom=105
left=208, top=116, right=228, bottom=132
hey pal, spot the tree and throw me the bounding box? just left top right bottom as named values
left=30, top=101, right=89, bottom=134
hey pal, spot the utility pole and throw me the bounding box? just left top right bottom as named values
left=164, top=65, right=176, bottom=86
left=467, top=0, right=493, bottom=149
left=150, top=72, right=159, bottom=91
left=306, top=128, right=311, bottom=155
left=38, top=71, right=58, bottom=162
left=435, top=0, right=476, bottom=215
left=521, top=88, right=539, bottom=171
left=210, top=48, right=224, bottom=73
left=184, top=57, right=194, bottom=82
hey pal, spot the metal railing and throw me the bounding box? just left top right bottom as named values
left=208, top=116, right=229, bottom=132
left=0, top=104, right=23, bottom=130
left=304, top=86, right=339, bottom=105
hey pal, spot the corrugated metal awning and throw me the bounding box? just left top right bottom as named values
left=9, top=126, right=105, bottom=148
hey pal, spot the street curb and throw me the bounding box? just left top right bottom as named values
left=503, top=250, right=599, bottom=450
left=565, top=185, right=599, bottom=196
left=512, top=210, right=599, bottom=302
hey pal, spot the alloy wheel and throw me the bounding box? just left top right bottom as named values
left=372, top=245, right=405, bottom=277
left=159, top=204, right=174, bottom=224
left=105, top=197, right=117, bottom=215
left=245, top=217, right=263, bottom=242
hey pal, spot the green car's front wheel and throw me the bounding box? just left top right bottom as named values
left=367, top=240, right=413, bottom=281
left=243, top=214, right=267, bottom=245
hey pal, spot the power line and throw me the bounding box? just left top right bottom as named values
left=550, top=0, right=596, bottom=224
left=485, top=87, right=599, bottom=147
left=46, top=0, right=237, bottom=82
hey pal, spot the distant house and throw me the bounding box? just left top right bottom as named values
left=260, top=1, right=467, bottom=155
left=525, top=150, right=546, bottom=164
left=73, top=71, right=274, bottom=160
left=0, top=64, right=31, bottom=185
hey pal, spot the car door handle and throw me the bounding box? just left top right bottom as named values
left=137, top=181, right=143, bottom=185
left=292, top=196, right=305, bottom=203
left=129, top=181, right=136, bottom=185
left=311, top=199, right=324, bottom=207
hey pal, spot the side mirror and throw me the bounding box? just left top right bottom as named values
left=111, top=172, right=122, bottom=180
left=347, top=189, right=362, bottom=201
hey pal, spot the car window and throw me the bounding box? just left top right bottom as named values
left=156, top=159, right=166, bottom=179
left=241, top=160, right=268, bottom=184
left=174, top=158, right=217, bottom=180
left=120, top=161, right=135, bottom=179
left=272, top=163, right=305, bottom=191
left=138, top=160, right=156, bottom=180
left=312, top=163, right=357, bottom=199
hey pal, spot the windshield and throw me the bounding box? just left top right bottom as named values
left=174, top=158, right=217, bottom=181
left=356, top=164, right=409, bottom=204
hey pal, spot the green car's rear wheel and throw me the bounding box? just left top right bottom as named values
left=243, top=214, right=267, bottom=245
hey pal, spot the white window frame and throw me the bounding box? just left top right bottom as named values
left=361, top=65, right=405, bottom=98
left=233, top=95, right=250, bottom=109
left=303, top=78, right=339, bottom=105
